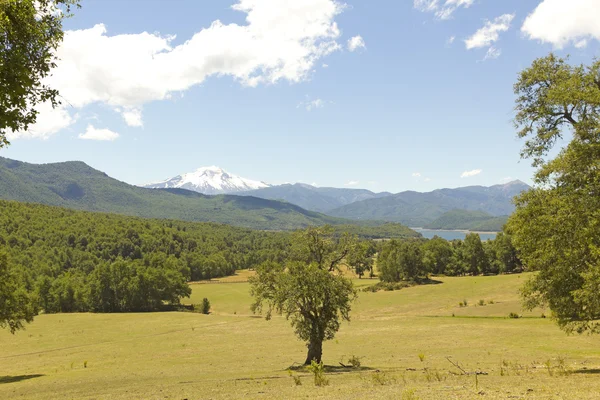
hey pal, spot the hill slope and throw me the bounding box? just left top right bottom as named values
left=0, top=157, right=418, bottom=237
left=246, top=183, right=392, bottom=213
left=424, top=209, right=508, bottom=232
left=328, top=181, right=529, bottom=226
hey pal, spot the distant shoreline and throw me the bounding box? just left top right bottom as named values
left=410, top=227, right=500, bottom=235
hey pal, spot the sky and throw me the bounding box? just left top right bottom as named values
left=3, top=0, right=600, bottom=193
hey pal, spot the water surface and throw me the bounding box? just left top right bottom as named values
left=412, top=228, right=497, bottom=241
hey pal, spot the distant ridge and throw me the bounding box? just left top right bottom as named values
left=246, top=183, right=392, bottom=213
left=327, top=181, right=530, bottom=227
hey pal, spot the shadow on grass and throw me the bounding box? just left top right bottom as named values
left=573, top=368, right=600, bottom=375
left=288, top=364, right=375, bottom=374
left=363, top=277, right=443, bottom=293
left=0, top=375, right=44, bottom=384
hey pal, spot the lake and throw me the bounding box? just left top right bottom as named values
left=411, top=228, right=497, bottom=241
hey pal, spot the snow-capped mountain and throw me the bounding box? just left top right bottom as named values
left=143, top=166, right=270, bottom=195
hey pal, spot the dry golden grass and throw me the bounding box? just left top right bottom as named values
left=1, top=273, right=599, bottom=399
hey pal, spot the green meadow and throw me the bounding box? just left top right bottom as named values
left=2, top=273, right=600, bottom=399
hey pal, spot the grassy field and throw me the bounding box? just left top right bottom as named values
left=2, top=273, right=600, bottom=399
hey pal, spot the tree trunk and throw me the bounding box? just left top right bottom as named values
left=304, top=337, right=323, bottom=365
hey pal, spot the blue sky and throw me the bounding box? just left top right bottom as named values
left=3, top=0, right=599, bottom=193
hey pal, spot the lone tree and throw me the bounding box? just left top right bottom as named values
left=508, top=54, right=600, bottom=334
left=0, top=0, right=79, bottom=147
left=249, top=226, right=357, bottom=365
left=0, top=251, right=37, bottom=333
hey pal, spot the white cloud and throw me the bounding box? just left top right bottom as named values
left=347, top=35, right=366, bottom=52
left=483, top=46, right=501, bottom=61
left=412, top=172, right=433, bottom=182
left=465, top=14, right=514, bottom=50
left=13, top=0, right=350, bottom=139
left=322, top=63, right=329, bottom=68
left=446, top=36, right=456, bottom=45
left=120, top=108, right=144, bottom=127
left=574, top=39, right=588, bottom=49
left=461, top=169, right=482, bottom=178
left=500, top=176, right=513, bottom=183
left=307, top=99, right=325, bottom=111
left=522, top=0, right=600, bottom=49
left=344, top=180, right=360, bottom=186
left=6, top=102, right=74, bottom=141
left=78, top=125, right=120, bottom=141
left=414, top=0, right=475, bottom=20
left=298, top=97, right=327, bottom=111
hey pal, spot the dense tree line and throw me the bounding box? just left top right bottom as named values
left=377, top=233, right=521, bottom=282
left=0, top=200, right=290, bottom=315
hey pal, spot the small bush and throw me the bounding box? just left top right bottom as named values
left=544, top=359, right=553, bottom=376
left=458, top=302, right=465, bottom=307
left=83, top=361, right=88, bottom=368
left=508, top=312, right=520, bottom=319
left=201, top=298, right=211, bottom=314
left=418, top=353, right=425, bottom=362
left=424, top=368, right=445, bottom=382
left=488, top=300, right=495, bottom=305
left=478, top=299, right=485, bottom=306
left=363, top=281, right=412, bottom=292
left=371, top=371, right=393, bottom=386
left=308, top=360, right=329, bottom=387
left=463, top=299, right=468, bottom=307
left=347, top=355, right=362, bottom=368
left=288, top=370, right=302, bottom=386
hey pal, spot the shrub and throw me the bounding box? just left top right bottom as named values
left=363, top=281, right=412, bottom=293
left=478, top=299, right=485, bottom=306
left=308, top=360, right=329, bottom=387
left=201, top=298, right=211, bottom=314
left=347, top=355, right=362, bottom=368
left=418, top=353, right=425, bottom=362
left=508, top=312, right=520, bottom=319
left=371, top=371, right=393, bottom=386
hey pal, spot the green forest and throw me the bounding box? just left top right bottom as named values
left=0, top=200, right=292, bottom=314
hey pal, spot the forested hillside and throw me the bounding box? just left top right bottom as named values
left=0, top=157, right=416, bottom=237
left=424, top=210, right=508, bottom=232
left=0, top=200, right=291, bottom=313
left=328, top=180, right=529, bottom=226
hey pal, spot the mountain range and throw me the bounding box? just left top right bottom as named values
left=143, top=167, right=529, bottom=230
left=246, top=183, right=392, bottom=213
left=0, top=157, right=417, bottom=237
left=0, top=158, right=529, bottom=233
left=326, top=180, right=529, bottom=227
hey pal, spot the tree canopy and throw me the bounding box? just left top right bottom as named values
left=0, top=199, right=290, bottom=314
left=0, top=251, right=36, bottom=333
left=250, top=226, right=357, bottom=365
left=508, top=54, right=600, bottom=334
left=0, top=0, right=79, bottom=146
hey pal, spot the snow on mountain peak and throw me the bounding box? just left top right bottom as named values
left=143, top=166, right=270, bottom=195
